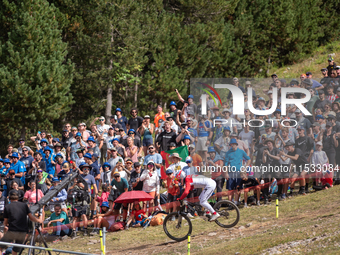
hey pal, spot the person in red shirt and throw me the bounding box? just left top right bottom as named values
left=164, top=169, right=180, bottom=213
left=126, top=202, right=148, bottom=228
left=154, top=105, right=165, bottom=128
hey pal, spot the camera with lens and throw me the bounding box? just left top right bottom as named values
left=67, top=189, right=89, bottom=204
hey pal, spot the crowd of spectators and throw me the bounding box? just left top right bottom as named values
left=0, top=57, right=339, bottom=249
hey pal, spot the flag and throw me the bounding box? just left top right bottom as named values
left=160, top=146, right=189, bottom=179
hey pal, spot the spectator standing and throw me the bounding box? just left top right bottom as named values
left=156, top=121, right=177, bottom=152
left=327, top=56, right=337, bottom=77
left=127, top=108, right=144, bottom=132
left=138, top=115, right=154, bottom=156
left=116, top=108, right=128, bottom=133
left=143, top=144, right=162, bottom=176
left=19, top=147, right=34, bottom=173
left=0, top=190, right=43, bottom=255
left=17, top=138, right=33, bottom=157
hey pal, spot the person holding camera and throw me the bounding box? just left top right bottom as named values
left=0, top=190, right=43, bottom=255
left=69, top=170, right=92, bottom=237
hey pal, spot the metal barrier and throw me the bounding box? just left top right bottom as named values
left=0, top=241, right=95, bottom=255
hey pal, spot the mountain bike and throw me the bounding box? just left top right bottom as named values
left=163, top=199, right=240, bottom=241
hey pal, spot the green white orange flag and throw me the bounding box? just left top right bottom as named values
left=160, top=146, right=189, bottom=179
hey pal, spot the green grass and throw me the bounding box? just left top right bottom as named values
left=269, top=41, right=340, bottom=79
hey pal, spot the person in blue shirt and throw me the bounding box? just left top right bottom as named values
left=8, top=152, right=26, bottom=185
left=224, top=139, right=251, bottom=205
left=48, top=177, right=68, bottom=213
left=20, top=148, right=34, bottom=173
left=43, top=148, right=55, bottom=178
left=3, top=159, right=11, bottom=176
left=0, top=158, right=5, bottom=175
left=143, top=145, right=163, bottom=176
left=36, top=138, right=52, bottom=159
left=116, top=108, right=128, bottom=133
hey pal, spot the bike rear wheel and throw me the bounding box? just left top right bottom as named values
left=163, top=212, right=192, bottom=242
left=213, top=200, right=240, bottom=228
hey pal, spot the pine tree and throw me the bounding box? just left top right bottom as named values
left=0, top=0, right=74, bottom=141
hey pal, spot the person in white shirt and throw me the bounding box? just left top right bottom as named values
left=214, top=127, right=231, bottom=155
left=311, top=141, right=329, bottom=185
left=167, top=153, right=188, bottom=175
left=91, top=116, right=110, bottom=163
left=140, top=161, right=160, bottom=215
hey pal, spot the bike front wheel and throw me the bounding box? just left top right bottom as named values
left=213, top=200, right=240, bottom=228
left=163, top=212, right=193, bottom=242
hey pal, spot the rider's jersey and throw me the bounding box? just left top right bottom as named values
left=176, top=171, right=211, bottom=200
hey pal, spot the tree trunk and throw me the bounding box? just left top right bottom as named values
left=105, top=24, right=114, bottom=125
left=134, top=74, right=138, bottom=108
left=105, top=86, right=113, bottom=124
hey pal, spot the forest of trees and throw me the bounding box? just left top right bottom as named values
left=1, top=0, right=340, bottom=146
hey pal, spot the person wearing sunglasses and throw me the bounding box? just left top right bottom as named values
left=127, top=108, right=144, bottom=132
left=17, top=138, right=33, bottom=157
left=143, top=144, right=162, bottom=176
left=8, top=153, right=25, bottom=185
left=4, top=169, right=24, bottom=198
left=140, top=161, right=160, bottom=215
left=110, top=171, right=129, bottom=222
left=19, top=146, right=34, bottom=172
left=107, top=147, right=124, bottom=170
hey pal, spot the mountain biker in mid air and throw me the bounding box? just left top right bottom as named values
left=176, top=170, right=221, bottom=222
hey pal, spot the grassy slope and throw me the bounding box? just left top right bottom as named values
left=49, top=185, right=340, bottom=255
left=270, top=41, right=340, bottom=79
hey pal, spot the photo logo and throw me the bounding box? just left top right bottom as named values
left=196, top=82, right=312, bottom=116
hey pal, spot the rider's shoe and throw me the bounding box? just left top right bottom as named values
left=209, top=213, right=220, bottom=222
left=187, top=213, right=194, bottom=218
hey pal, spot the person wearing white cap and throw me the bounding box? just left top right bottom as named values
left=295, top=109, right=312, bottom=134
left=311, top=141, right=329, bottom=187
left=221, top=108, right=238, bottom=133
left=182, top=156, right=195, bottom=176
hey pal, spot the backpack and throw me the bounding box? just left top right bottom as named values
left=247, top=196, right=256, bottom=205
left=109, top=222, right=125, bottom=232
left=150, top=213, right=167, bottom=226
